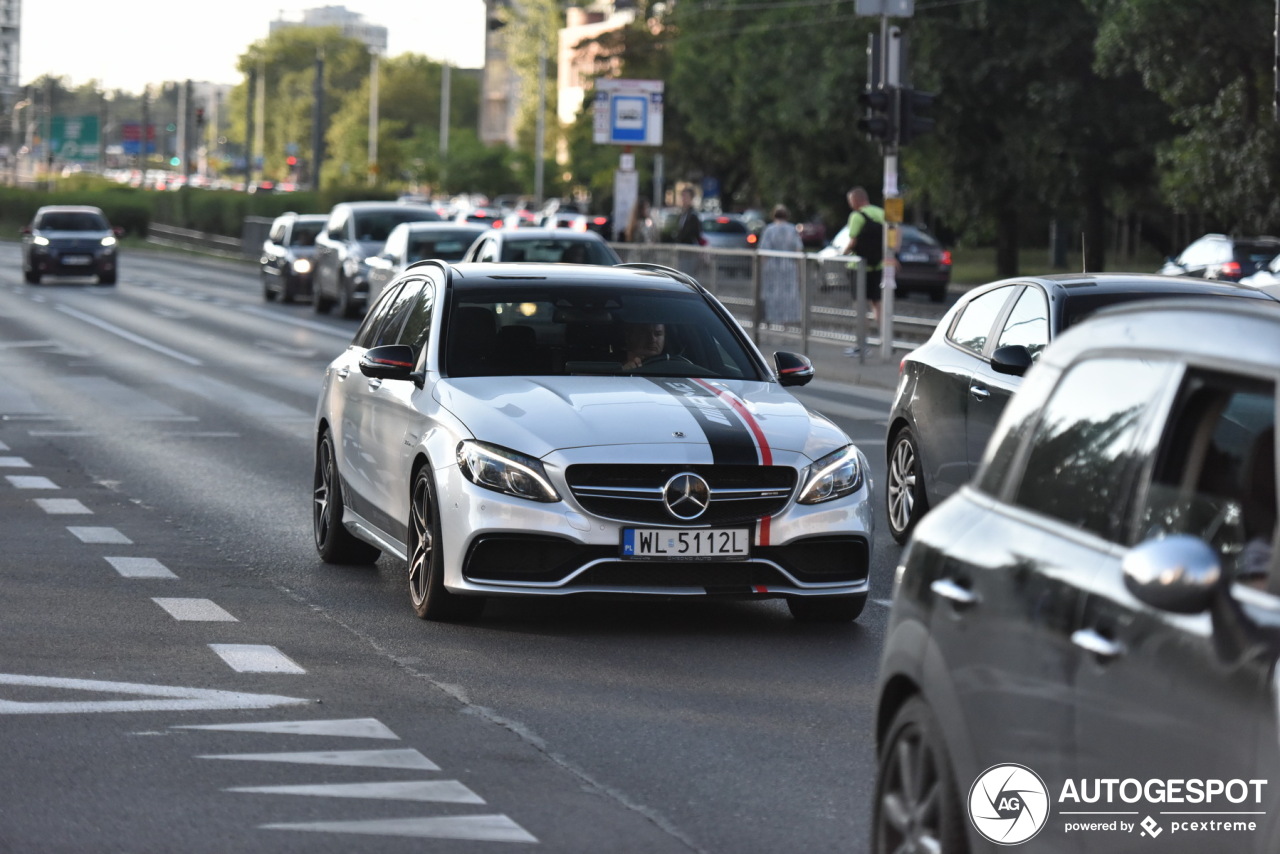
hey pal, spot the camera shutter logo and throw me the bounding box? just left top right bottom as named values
left=968, top=764, right=1051, bottom=845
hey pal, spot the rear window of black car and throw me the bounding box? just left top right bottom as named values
left=1232, top=242, right=1280, bottom=277
left=38, top=212, right=108, bottom=231
left=1060, top=290, right=1273, bottom=331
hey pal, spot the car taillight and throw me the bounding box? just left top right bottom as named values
left=941, top=250, right=952, bottom=266
left=491, top=220, right=503, bottom=228
left=747, top=233, right=758, bottom=244
left=592, top=216, right=607, bottom=226
left=1221, top=261, right=1242, bottom=279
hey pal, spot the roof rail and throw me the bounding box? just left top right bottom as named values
left=614, top=262, right=702, bottom=290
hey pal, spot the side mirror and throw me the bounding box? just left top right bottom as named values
left=20, top=225, right=31, bottom=235
left=774, top=351, right=814, bottom=387
left=112, top=226, right=124, bottom=237
left=990, top=344, right=1033, bottom=377
left=1122, top=534, right=1221, bottom=615
left=359, top=344, right=418, bottom=382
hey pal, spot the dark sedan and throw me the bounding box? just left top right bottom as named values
left=21, top=205, right=121, bottom=286
left=873, top=298, right=1280, bottom=854
left=885, top=273, right=1279, bottom=543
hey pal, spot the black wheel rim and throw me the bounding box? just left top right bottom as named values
left=878, top=723, right=944, bottom=854
left=313, top=439, right=335, bottom=549
left=408, top=476, right=434, bottom=607
left=888, top=436, right=917, bottom=534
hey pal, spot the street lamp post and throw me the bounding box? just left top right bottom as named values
left=368, top=49, right=379, bottom=186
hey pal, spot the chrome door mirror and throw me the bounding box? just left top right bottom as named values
left=1122, top=534, right=1221, bottom=614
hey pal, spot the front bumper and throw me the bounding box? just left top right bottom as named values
left=30, top=246, right=116, bottom=277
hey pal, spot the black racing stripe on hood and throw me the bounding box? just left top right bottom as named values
left=646, top=378, right=759, bottom=465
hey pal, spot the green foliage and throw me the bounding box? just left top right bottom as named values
left=0, top=186, right=151, bottom=236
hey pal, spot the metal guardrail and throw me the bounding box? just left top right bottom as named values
left=143, top=221, right=944, bottom=353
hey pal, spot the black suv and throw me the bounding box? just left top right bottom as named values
left=1158, top=233, right=1280, bottom=281
left=21, top=205, right=122, bottom=286
left=311, top=201, right=441, bottom=318
left=259, top=212, right=327, bottom=303
left=874, top=299, right=1280, bottom=854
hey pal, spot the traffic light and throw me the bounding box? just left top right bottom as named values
left=857, top=85, right=897, bottom=143
left=898, top=88, right=937, bottom=146
left=286, top=155, right=298, bottom=167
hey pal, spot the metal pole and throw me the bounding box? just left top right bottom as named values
left=254, top=63, right=266, bottom=186
left=440, top=61, right=451, bottom=185
left=881, top=23, right=901, bottom=360
left=311, top=52, right=325, bottom=192
left=368, top=51, right=379, bottom=186
left=534, top=38, right=546, bottom=206
left=244, top=68, right=255, bottom=191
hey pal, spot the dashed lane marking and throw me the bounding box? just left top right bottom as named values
left=0, top=674, right=310, bottom=715
left=35, top=498, right=92, bottom=514
left=175, top=718, right=399, bottom=739
left=152, top=598, right=238, bottom=622
left=260, top=815, right=538, bottom=843
left=6, top=475, right=59, bottom=489
left=105, top=556, right=178, bottom=579
left=198, top=749, right=440, bottom=771
left=0, top=439, right=8, bottom=450
left=68, top=526, right=132, bottom=544
left=209, top=644, right=306, bottom=674
left=0, top=456, right=31, bottom=467
left=228, top=780, right=485, bottom=804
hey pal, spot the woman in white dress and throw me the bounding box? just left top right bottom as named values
left=759, top=205, right=804, bottom=327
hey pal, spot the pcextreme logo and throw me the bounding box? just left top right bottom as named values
left=968, top=764, right=1051, bottom=845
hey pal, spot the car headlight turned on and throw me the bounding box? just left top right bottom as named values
left=292, top=258, right=312, bottom=274
left=100, top=235, right=117, bottom=247
left=457, top=440, right=561, bottom=503
left=33, top=236, right=49, bottom=246
left=797, top=444, right=863, bottom=504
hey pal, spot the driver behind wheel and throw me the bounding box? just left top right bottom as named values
left=621, top=322, right=666, bottom=370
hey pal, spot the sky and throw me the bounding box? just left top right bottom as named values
left=20, top=0, right=488, bottom=94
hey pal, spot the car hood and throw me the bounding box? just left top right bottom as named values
left=434, top=375, right=847, bottom=463
left=36, top=229, right=111, bottom=242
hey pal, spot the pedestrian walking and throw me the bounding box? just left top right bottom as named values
left=626, top=197, right=659, bottom=244
left=759, top=204, right=804, bottom=327
left=673, top=187, right=704, bottom=277
left=844, top=186, right=886, bottom=322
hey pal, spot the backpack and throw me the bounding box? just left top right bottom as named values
left=854, top=211, right=884, bottom=265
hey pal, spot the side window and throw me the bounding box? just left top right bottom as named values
left=370, top=281, right=424, bottom=348
left=949, top=286, right=1015, bottom=355
left=975, top=362, right=1063, bottom=497
left=352, top=283, right=404, bottom=349
left=395, top=279, right=436, bottom=355
left=1133, top=372, right=1276, bottom=585
left=995, top=286, right=1049, bottom=361
left=1011, top=357, right=1177, bottom=541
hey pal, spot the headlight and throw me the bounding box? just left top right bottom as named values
left=457, top=440, right=560, bottom=503
left=33, top=236, right=49, bottom=246
left=292, top=257, right=312, bottom=274
left=797, top=445, right=864, bottom=505
left=100, top=235, right=117, bottom=247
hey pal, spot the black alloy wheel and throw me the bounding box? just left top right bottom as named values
left=887, top=427, right=929, bottom=544
left=313, top=430, right=381, bottom=564
left=408, top=466, right=484, bottom=621
left=873, top=697, right=969, bottom=854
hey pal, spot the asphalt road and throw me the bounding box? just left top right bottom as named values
left=0, top=245, right=904, bottom=853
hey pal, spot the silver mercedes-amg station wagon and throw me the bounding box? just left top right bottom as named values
left=313, top=261, right=874, bottom=622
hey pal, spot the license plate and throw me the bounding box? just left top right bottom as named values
left=898, top=252, right=929, bottom=263
left=621, top=528, right=750, bottom=560
left=60, top=255, right=93, bottom=265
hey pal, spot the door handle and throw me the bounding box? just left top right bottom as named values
left=336, top=366, right=350, bottom=380
left=930, top=578, right=978, bottom=606
left=969, top=385, right=991, bottom=401
left=1071, top=628, right=1124, bottom=659
left=366, top=378, right=382, bottom=391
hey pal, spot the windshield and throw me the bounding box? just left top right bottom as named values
left=38, top=212, right=109, bottom=231
left=445, top=285, right=763, bottom=380
left=289, top=222, right=323, bottom=246
left=408, top=232, right=479, bottom=263
left=499, top=239, right=617, bottom=265
left=353, top=209, right=441, bottom=243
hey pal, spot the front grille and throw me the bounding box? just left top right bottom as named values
left=566, top=464, right=796, bottom=525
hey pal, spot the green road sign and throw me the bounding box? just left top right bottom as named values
left=51, top=115, right=100, bottom=162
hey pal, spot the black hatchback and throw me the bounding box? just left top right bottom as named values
left=873, top=299, right=1280, bottom=853
left=20, top=205, right=122, bottom=286
left=885, top=273, right=1279, bottom=543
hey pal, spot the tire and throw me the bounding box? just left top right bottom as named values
left=887, top=427, right=930, bottom=545
left=872, top=696, right=969, bottom=854
left=263, top=274, right=278, bottom=302
left=408, top=465, right=484, bottom=621
left=787, top=593, right=866, bottom=623
left=336, top=275, right=361, bottom=319
left=929, top=284, right=947, bottom=303
left=97, top=273, right=116, bottom=286
left=313, top=430, right=382, bottom=564
left=312, top=271, right=334, bottom=314
left=24, top=268, right=40, bottom=285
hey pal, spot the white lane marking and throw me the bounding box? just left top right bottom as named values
left=260, top=815, right=538, bottom=843
left=175, top=718, right=399, bottom=739
left=0, top=673, right=309, bottom=715
left=167, top=374, right=310, bottom=420
left=59, top=377, right=188, bottom=420
left=198, top=749, right=439, bottom=771
left=152, top=598, right=238, bottom=622
left=27, top=431, right=100, bottom=437
left=168, top=432, right=241, bottom=439
left=209, top=644, right=306, bottom=674
left=54, top=304, right=204, bottom=366
left=0, top=439, right=8, bottom=450
left=68, top=526, right=132, bottom=544
left=35, top=498, right=92, bottom=514
left=0, top=456, right=31, bottom=467
left=228, top=780, right=484, bottom=804
left=873, top=598, right=894, bottom=608
left=105, top=557, right=178, bottom=578
left=7, top=475, right=59, bottom=489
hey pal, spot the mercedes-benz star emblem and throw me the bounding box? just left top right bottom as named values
left=663, top=472, right=711, bottom=520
